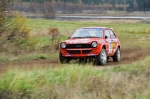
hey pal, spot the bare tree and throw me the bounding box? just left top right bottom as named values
left=42, top=1, right=55, bottom=19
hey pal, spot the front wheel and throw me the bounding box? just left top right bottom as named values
left=96, top=48, right=107, bottom=66
left=59, top=52, right=70, bottom=64
left=113, top=48, right=121, bottom=62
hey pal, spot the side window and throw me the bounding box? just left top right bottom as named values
left=109, top=30, right=116, bottom=39
left=105, top=30, right=111, bottom=38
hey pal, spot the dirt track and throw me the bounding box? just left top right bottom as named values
left=0, top=47, right=150, bottom=74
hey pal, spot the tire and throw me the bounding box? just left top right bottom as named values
left=59, top=52, right=70, bottom=64
left=107, top=57, right=110, bottom=62
left=113, top=48, right=121, bottom=62
left=96, top=48, right=107, bottom=66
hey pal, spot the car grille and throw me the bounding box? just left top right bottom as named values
left=82, top=50, right=92, bottom=54
left=67, top=50, right=92, bottom=54
left=66, top=44, right=92, bottom=48
left=67, top=50, right=80, bottom=54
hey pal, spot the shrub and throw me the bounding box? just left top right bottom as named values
left=0, top=11, right=35, bottom=52
left=48, top=27, right=60, bottom=50
left=0, top=1, right=36, bottom=52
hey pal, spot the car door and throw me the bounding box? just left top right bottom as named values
left=109, top=29, right=118, bottom=54
left=104, top=29, right=112, bottom=56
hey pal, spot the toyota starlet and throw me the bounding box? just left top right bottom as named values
left=59, top=27, right=121, bottom=66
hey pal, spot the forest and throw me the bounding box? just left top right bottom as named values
left=21, top=0, right=150, bottom=11
left=1, top=0, right=145, bottom=19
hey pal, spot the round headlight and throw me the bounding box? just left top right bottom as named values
left=60, top=42, right=66, bottom=48
left=91, top=41, right=98, bottom=47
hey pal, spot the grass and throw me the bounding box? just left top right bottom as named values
left=0, top=51, right=58, bottom=64
left=28, top=19, right=150, bottom=47
left=28, top=19, right=150, bottom=35
left=0, top=57, right=150, bottom=99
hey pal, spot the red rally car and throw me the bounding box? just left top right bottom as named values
left=59, top=27, right=121, bottom=66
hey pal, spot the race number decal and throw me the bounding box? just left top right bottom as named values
left=106, top=39, right=112, bottom=53
left=109, top=42, right=112, bottom=53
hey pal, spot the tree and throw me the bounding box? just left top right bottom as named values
left=136, top=0, right=150, bottom=12
left=110, top=0, right=116, bottom=8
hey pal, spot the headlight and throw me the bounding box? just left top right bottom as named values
left=60, top=42, right=66, bottom=48
left=91, top=41, right=98, bottom=47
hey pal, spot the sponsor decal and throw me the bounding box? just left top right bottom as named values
left=69, top=40, right=89, bottom=44
left=112, top=43, right=117, bottom=48
left=106, top=39, right=112, bottom=53
left=65, top=54, right=72, bottom=56
left=109, top=43, right=112, bottom=53
left=88, top=54, right=96, bottom=56
left=106, top=40, right=117, bottom=53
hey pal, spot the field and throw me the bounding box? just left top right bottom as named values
left=0, top=19, right=150, bottom=99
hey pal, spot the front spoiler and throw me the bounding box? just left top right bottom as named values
left=63, top=53, right=98, bottom=57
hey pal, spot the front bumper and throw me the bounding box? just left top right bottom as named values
left=60, top=48, right=100, bottom=58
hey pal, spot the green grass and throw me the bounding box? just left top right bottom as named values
left=0, top=51, right=58, bottom=64
left=0, top=57, right=150, bottom=99
left=28, top=19, right=150, bottom=35
left=28, top=19, right=150, bottom=48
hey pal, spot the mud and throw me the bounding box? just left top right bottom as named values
left=0, top=47, right=150, bottom=74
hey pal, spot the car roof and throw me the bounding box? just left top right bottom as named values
left=78, top=27, right=113, bottom=30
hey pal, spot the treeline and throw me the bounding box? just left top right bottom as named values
left=2, top=0, right=149, bottom=19
left=21, top=0, right=150, bottom=11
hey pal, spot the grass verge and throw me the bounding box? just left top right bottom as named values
left=0, top=57, right=150, bottom=99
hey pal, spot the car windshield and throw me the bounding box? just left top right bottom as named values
left=71, top=28, right=104, bottom=38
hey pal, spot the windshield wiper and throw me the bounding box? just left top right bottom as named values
left=71, top=37, right=83, bottom=38
left=84, top=36, right=100, bottom=38
left=71, top=36, right=100, bottom=38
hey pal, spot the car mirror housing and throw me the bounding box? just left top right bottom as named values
left=105, top=36, right=108, bottom=39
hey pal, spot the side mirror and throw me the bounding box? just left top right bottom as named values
left=105, top=36, right=108, bottom=39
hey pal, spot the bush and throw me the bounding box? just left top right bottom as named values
left=0, top=1, right=36, bottom=52
left=48, top=27, right=60, bottom=50
left=0, top=11, right=35, bottom=52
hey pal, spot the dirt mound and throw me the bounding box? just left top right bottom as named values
left=0, top=47, right=150, bottom=73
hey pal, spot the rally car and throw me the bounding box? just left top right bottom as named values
left=59, top=27, right=121, bottom=66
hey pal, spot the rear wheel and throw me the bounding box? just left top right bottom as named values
left=59, top=52, right=70, bottom=64
left=96, top=48, right=107, bottom=66
left=113, top=48, right=121, bottom=62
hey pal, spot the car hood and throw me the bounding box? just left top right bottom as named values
left=64, top=38, right=104, bottom=44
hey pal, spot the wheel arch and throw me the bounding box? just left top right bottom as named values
left=118, top=45, right=121, bottom=50
left=102, top=45, right=106, bottom=50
